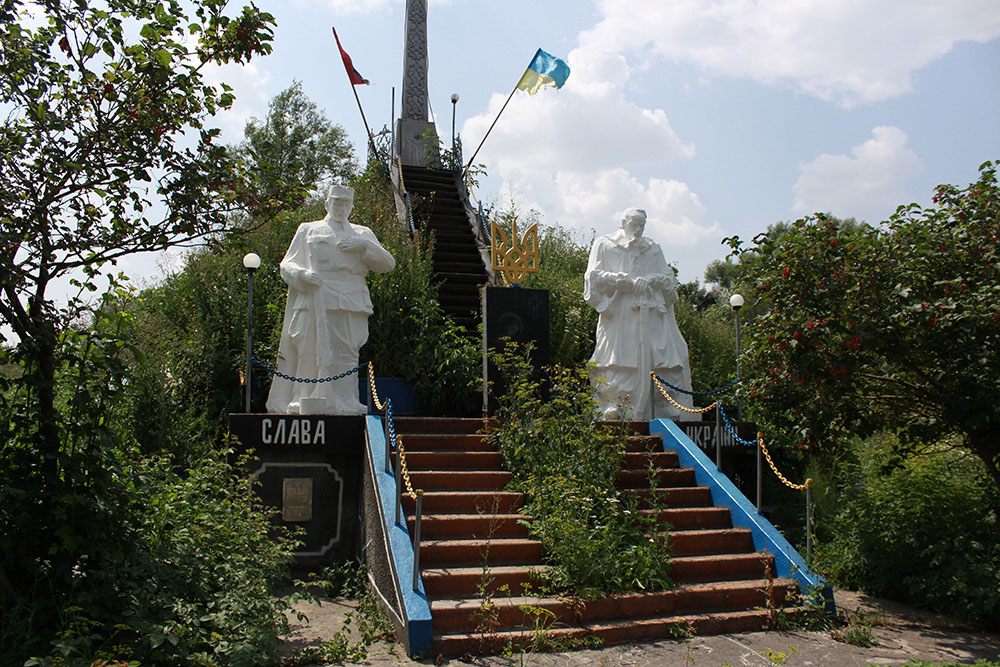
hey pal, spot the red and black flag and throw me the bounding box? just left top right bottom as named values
left=332, top=27, right=369, bottom=86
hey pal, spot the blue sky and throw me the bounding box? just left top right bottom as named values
left=157, top=0, right=1000, bottom=283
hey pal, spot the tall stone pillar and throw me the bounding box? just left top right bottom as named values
left=396, top=0, right=439, bottom=167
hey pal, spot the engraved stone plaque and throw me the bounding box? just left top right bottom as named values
left=282, top=477, right=313, bottom=522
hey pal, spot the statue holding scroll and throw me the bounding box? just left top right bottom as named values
left=266, top=184, right=395, bottom=415
left=584, top=207, right=695, bottom=420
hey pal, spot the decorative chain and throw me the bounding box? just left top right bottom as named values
left=368, top=363, right=421, bottom=502
left=651, top=373, right=719, bottom=414
left=758, top=434, right=813, bottom=491
left=396, top=437, right=418, bottom=500
left=652, top=372, right=739, bottom=396
left=367, top=362, right=387, bottom=411
left=717, top=403, right=757, bottom=447
left=252, top=357, right=364, bottom=384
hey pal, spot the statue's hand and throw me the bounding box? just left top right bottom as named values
left=632, top=276, right=650, bottom=291
left=337, top=237, right=367, bottom=253
left=302, top=271, right=323, bottom=287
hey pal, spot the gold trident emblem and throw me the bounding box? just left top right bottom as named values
left=490, top=218, right=539, bottom=285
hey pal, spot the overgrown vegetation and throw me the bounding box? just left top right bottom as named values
left=815, top=433, right=1000, bottom=628
left=488, top=344, right=672, bottom=595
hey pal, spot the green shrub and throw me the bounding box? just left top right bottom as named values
left=488, top=345, right=672, bottom=595
left=5, top=446, right=298, bottom=667
left=816, top=432, right=1000, bottom=628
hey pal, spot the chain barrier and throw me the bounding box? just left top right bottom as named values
left=649, top=373, right=812, bottom=492
left=717, top=403, right=757, bottom=447
left=758, top=434, right=813, bottom=491
left=651, top=373, right=718, bottom=414
left=368, top=362, right=418, bottom=501
left=251, top=357, right=364, bottom=384
left=652, top=372, right=739, bottom=396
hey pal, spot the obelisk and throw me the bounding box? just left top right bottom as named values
left=395, top=0, right=439, bottom=166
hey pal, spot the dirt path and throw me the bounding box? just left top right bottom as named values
left=281, top=589, right=1000, bottom=666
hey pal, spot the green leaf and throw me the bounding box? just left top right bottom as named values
left=153, top=49, right=171, bottom=67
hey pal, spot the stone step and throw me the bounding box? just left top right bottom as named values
left=624, top=434, right=665, bottom=451
left=432, top=607, right=789, bottom=657
left=670, top=552, right=775, bottom=584
left=622, top=451, right=679, bottom=469
left=633, top=486, right=714, bottom=508
left=421, top=564, right=551, bottom=598
left=429, top=578, right=796, bottom=635
left=395, top=417, right=486, bottom=434
left=642, top=506, right=733, bottom=530
left=408, top=470, right=512, bottom=491
left=420, top=538, right=544, bottom=569
left=397, top=433, right=493, bottom=451
left=407, top=513, right=530, bottom=540
left=667, top=528, right=755, bottom=556
left=397, top=450, right=503, bottom=470
left=402, top=490, right=524, bottom=514
left=617, top=467, right=697, bottom=488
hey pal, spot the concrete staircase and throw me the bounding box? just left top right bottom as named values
left=400, top=165, right=490, bottom=330
left=394, top=417, right=799, bottom=657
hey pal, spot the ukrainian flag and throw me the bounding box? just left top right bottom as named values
left=516, top=48, right=571, bottom=95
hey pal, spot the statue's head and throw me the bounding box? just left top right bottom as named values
left=325, top=184, right=355, bottom=219
left=621, top=207, right=646, bottom=241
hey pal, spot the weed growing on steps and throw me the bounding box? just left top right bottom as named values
left=487, top=344, right=673, bottom=597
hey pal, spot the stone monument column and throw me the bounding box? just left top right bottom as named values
left=396, top=0, right=439, bottom=166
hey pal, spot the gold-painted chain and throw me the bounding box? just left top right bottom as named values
left=396, top=436, right=417, bottom=500
left=367, top=362, right=387, bottom=411
left=758, top=434, right=813, bottom=491
left=651, top=373, right=719, bottom=414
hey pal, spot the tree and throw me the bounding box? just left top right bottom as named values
left=0, top=1, right=282, bottom=658
left=728, top=161, right=1000, bottom=493
left=0, top=0, right=274, bottom=461
left=235, top=79, right=357, bottom=206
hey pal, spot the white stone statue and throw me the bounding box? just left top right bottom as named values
left=266, top=184, right=395, bottom=415
left=584, top=207, right=695, bottom=420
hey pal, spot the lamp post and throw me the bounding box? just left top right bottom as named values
left=450, top=93, right=459, bottom=150
left=731, top=292, right=761, bottom=511
left=729, top=293, right=744, bottom=420
left=243, top=253, right=261, bottom=412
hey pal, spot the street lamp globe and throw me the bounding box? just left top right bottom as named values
left=729, top=293, right=744, bottom=309
left=243, top=252, right=261, bottom=271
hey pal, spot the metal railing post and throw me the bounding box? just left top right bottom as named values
left=412, top=490, right=423, bottom=591
left=715, top=405, right=722, bottom=469
left=650, top=374, right=656, bottom=420
left=756, top=439, right=764, bottom=512
left=805, top=485, right=813, bottom=565
left=394, top=456, right=403, bottom=525
left=384, top=417, right=392, bottom=474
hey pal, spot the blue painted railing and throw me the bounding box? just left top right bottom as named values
left=650, top=418, right=836, bottom=614
left=363, top=415, right=433, bottom=654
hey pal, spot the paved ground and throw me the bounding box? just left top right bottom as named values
left=281, top=589, right=1000, bottom=666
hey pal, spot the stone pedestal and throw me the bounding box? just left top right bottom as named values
left=228, top=414, right=364, bottom=567
left=482, top=286, right=550, bottom=414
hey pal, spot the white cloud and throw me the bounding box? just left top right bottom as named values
left=463, top=46, right=714, bottom=277
left=792, top=126, right=922, bottom=221
left=584, top=0, right=1000, bottom=106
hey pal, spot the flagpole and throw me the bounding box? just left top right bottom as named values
left=332, top=28, right=377, bottom=159
left=463, top=81, right=519, bottom=179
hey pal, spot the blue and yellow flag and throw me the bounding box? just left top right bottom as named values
left=516, top=48, right=570, bottom=95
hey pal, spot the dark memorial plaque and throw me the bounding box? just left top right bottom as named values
left=483, top=286, right=550, bottom=414
left=229, top=414, right=364, bottom=567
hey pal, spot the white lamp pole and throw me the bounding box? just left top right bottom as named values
left=243, top=253, right=261, bottom=412
left=450, top=93, right=459, bottom=150
left=729, top=293, right=744, bottom=420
